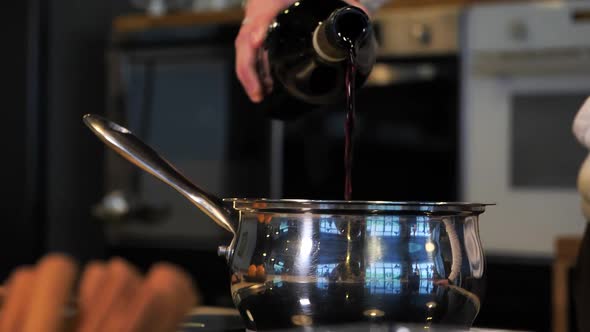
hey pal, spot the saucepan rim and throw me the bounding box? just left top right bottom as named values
left=223, top=198, right=494, bottom=214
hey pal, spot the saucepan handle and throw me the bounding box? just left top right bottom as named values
left=83, top=114, right=237, bottom=237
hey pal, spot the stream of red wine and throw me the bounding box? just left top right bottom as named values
left=344, top=49, right=356, bottom=201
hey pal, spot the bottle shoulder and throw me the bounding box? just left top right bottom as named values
left=259, top=0, right=377, bottom=119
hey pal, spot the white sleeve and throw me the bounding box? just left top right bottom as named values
left=572, top=96, right=590, bottom=150
left=573, top=97, right=590, bottom=221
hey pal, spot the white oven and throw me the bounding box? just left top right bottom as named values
left=461, top=1, right=590, bottom=257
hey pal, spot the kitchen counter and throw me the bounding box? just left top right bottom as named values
left=113, top=8, right=245, bottom=34
left=180, top=306, right=531, bottom=331
left=111, top=0, right=543, bottom=34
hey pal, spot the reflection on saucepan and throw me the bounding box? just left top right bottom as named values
left=229, top=213, right=485, bottom=330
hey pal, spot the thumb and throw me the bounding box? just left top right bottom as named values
left=343, top=0, right=371, bottom=16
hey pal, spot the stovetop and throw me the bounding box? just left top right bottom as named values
left=179, top=307, right=528, bottom=332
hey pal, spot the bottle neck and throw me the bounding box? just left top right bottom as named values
left=312, top=6, right=370, bottom=63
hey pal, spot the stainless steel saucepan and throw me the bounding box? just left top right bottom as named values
left=83, top=114, right=492, bottom=331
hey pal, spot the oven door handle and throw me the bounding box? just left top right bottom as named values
left=365, top=62, right=437, bottom=86
left=92, top=190, right=171, bottom=224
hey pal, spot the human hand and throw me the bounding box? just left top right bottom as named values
left=0, top=254, right=199, bottom=332
left=76, top=259, right=198, bottom=332
left=235, top=0, right=370, bottom=103
left=0, top=254, right=78, bottom=332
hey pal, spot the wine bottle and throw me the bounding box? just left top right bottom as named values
left=255, top=0, right=377, bottom=119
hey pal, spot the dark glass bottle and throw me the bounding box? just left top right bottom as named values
left=255, top=0, right=377, bottom=119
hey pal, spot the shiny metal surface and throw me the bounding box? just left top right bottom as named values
left=229, top=210, right=486, bottom=330
left=82, top=114, right=237, bottom=235
left=225, top=198, right=489, bottom=214
left=84, top=114, right=491, bottom=331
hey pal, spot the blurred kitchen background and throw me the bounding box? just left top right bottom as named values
left=3, top=0, right=590, bottom=331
